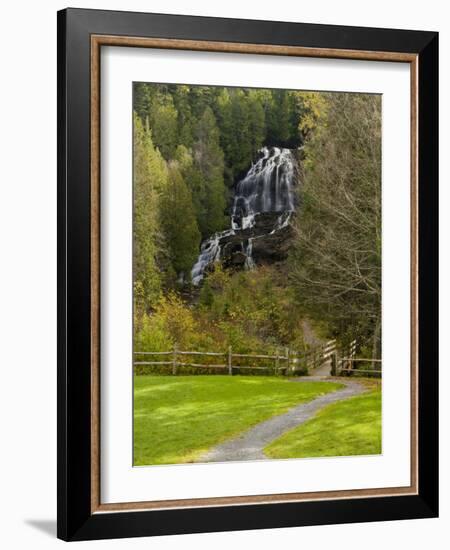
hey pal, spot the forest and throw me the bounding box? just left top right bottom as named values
left=133, top=82, right=382, bottom=361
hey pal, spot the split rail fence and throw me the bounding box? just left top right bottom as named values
left=134, top=338, right=381, bottom=377
left=134, top=340, right=340, bottom=376
left=335, top=357, right=382, bottom=376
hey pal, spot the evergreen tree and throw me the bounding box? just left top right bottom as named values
left=149, top=94, right=179, bottom=159
left=133, top=113, right=167, bottom=311
left=215, top=88, right=235, bottom=185
left=193, top=107, right=228, bottom=236
left=160, top=163, right=201, bottom=278
left=266, top=90, right=291, bottom=145
left=171, top=85, right=195, bottom=148
left=133, top=83, right=155, bottom=124
left=248, top=90, right=267, bottom=158
left=174, top=144, right=206, bottom=232
left=229, top=91, right=252, bottom=175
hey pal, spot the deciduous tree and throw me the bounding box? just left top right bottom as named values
left=289, top=93, right=382, bottom=356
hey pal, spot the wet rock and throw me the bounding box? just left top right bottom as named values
left=220, top=212, right=295, bottom=269
left=191, top=146, right=300, bottom=285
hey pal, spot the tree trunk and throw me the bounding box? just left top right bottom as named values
left=372, top=315, right=381, bottom=360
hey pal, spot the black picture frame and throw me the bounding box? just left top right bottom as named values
left=57, top=7, right=438, bottom=541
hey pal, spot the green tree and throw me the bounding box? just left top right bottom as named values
left=171, top=85, right=195, bottom=148
left=248, top=90, right=267, bottom=158
left=266, top=90, right=292, bottom=145
left=193, top=107, right=228, bottom=236
left=230, top=91, right=253, bottom=174
left=133, top=113, right=167, bottom=312
left=160, top=163, right=201, bottom=278
left=174, top=145, right=206, bottom=232
left=133, top=83, right=156, bottom=124
left=149, top=94, right=179, bottom=159
left=215, top=88, right=235, bottom=185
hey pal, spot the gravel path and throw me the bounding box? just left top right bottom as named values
left=196, top=378, right=365, bottom=463
left=310, top=360, right=332, bottom=377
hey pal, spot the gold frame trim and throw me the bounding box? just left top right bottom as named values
left=90, top=35, right=419, bottom=514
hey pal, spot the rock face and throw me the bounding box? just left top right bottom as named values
left=191, top=146, right=299, bottom=285
left=220, top=212, right=295, bottom=269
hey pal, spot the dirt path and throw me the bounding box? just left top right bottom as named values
left=196, top=378, right=365, bottom=463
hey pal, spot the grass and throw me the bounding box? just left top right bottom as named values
left=133, top=375, right=343, bottom=466
left=264, top=388, right=381, bottom=459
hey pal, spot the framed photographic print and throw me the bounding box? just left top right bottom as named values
left=57, top=8, right=438, bottom=541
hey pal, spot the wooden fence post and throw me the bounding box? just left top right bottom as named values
left=350, top=339, right=356, bottom=373
left=286, top=347, right=290, bottom=376
left=172, top=344, right=178, bottom=375
left=228, top=346, right=232, bottom=375
left=275, top=348, right=279, bottom=373
left=331, top=352, right=337, bottom=376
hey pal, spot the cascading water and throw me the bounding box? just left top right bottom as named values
left=232, top=146, right=296, bottom=225
left=191, top=146, right=298, bottom=285
left=244, top=239, right=255, bottom=270
left=190, top=229, right=234, bottom=286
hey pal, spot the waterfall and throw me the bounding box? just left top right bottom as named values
left=190, top=229, right=234, bottom=286
left=244, top=239, right=255, bottom=270
left=231, top=146, right=296, bottom=226
left=191, top=146, right=297, bottom=285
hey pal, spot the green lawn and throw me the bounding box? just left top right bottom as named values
left=134, top=375, right=343, bottom=466
left=265, top=389, right=381, bottom=459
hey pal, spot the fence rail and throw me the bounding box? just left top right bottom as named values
left=133, top=339, right=344, bottom=376
left=337, top=357, right=382, bottom=376
left=134, top=347, right=291, bottom=375
left=133, top=339, right=381, bottom=377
